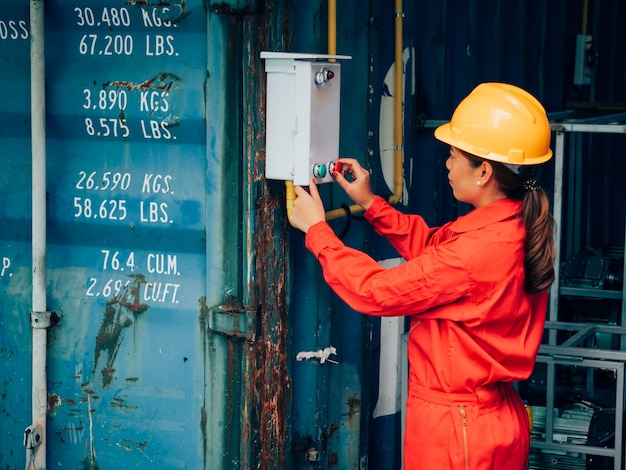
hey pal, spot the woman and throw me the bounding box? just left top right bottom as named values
left=288, top=83, right=555, bottom=469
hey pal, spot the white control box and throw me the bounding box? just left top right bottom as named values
left=261, top=52, right=350, bottom=185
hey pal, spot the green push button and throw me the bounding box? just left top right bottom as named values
left=314, top=163, right=327, bottom=178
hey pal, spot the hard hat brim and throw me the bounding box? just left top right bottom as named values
left=434, top=121, right=553, bottom=166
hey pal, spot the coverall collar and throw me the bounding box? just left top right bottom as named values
left=448, top=198, right=522, bottom=234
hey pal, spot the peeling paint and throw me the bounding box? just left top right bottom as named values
left=248, top=186, right=291, bottom=459
left=106, top=73, right=182, bottom=119
left=198, top=296, right=209, bottom=463
left=125, top=0, right=190, bottom=24
left=296, top=346, right=338, bottom=364
left=107, top=72, right=181, bottom=93
left=110, top=396, right=138, bottom=410
left=206, top=5, right=294, bottom=465
left=48, top=392, right=61, bottom=411
left=93, top=274, right=149, bottom=389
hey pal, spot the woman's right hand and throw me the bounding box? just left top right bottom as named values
left=333, top=158, right=377, bottom=210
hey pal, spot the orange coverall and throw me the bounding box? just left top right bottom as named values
left=304, top=196, right=547, bottom=470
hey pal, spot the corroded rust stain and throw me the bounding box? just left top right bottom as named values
left=106, top=73, right=180, bottom=118
left=244, top=3, right=292, bottom=465
left=347, top=395, right=362, bottom=430
left=82, top=273, right=148, bottom=470
left=48, top=392, right=61, bottom=411
left=110, top=395, right=138, bottom=410
left=108, top=72, right=180, bottom=92
left=93, top=274, right=149, bottom=388
left=222, top=292, right=244, bottom=312
left=250, top=184, right=290, bottom=468
left=47, top=392, right=81, bottom=416
left=196, top=1, right=293, bottom=467
left=198, top=296, right=209, bottom=462
left=328, top=422, right=339, bottom=439
left=125, top=0, right=189, bottom=23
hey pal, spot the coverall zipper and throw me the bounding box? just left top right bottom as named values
left=460, top=405, right=469, bottom=470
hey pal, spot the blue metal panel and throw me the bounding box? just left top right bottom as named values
left=289, top=1, right=374, bottom=468
left=0, top=2, right=36, bottom=469
left=43, top=1, right=207, bottom=467
left=0, top=1, right=208, bottom=468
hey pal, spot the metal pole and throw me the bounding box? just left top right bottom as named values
left=548, top=130, right=564, bottom=348
left=26, top=1, right=48, bottom=469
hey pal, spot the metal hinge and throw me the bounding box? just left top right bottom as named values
left=207, top=306, right=257, bottom=341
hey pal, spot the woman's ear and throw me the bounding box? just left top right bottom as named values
left=481, top=161, right=494, bottom=181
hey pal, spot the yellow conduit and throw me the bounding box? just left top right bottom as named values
left=285, top=180, right=296, bottom=219
left=328, top=0, right=337, bottom=59
left=388, top=0, right=404, bottom=206
left=286, top=0, right=404, bottom=222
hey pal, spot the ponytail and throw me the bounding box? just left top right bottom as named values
left=465, top=152, right=556, bottom=294
left=520, top=188, right=555, bottom=294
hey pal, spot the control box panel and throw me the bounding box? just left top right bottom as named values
left=261, top=52, right=350, bottom=185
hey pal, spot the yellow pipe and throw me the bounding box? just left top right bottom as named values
left=582, top=0, right=589, bottom=35
left=288, top=1, right=405, bottom=223
left=286, top=180, right=296, bottom=226
left=328, top=0, right=337, bottom=60
left=325, top=202, right=363, bottom=220
left=325, top=0, right=362, bottom=220
left=325, top=0, right=404, bottom=220
left=388, top=0, right=404, bottom=205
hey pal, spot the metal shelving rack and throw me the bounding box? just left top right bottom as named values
left=547, top=111, right=626, bottom=328
left=530, top=112, right=626, bottom=470
left=531, top=322, right=626, bottom=469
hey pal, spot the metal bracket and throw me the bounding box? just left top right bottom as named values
left=305, top=448, right=320, bottom=462
left=208, top=307, right=257, bottom=341
left=30, top=310, right=51, bottom=329
left=23, top=425, right=42, bottom=449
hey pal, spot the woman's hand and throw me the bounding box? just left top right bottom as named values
left=334, top=158, right=376, bottom=210
left=289, top=179, right=327, bottom=233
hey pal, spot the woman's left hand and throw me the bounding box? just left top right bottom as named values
left=289, top=179, right=326, bottom=233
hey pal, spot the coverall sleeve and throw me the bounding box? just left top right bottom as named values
left=305, top=220, right=470, bottom=317
left=364, top=196, right=440, bottom=260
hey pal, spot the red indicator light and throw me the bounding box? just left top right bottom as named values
left=315, top=68, right=335, bottom=85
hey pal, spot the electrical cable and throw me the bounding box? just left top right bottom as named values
left=337, top=203, right=352, bottom=239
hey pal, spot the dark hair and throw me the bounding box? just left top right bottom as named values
left=464, top=151, right=556, bottom=294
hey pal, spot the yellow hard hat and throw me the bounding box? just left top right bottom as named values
left=434, top=83, right=552, bottom=166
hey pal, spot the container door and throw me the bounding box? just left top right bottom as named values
left=1, top=1, right=209, bottom=468
left=0, top=4, right=34, bottom=466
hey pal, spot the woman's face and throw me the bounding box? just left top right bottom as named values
left=445, top=147, right=483, bottom=206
